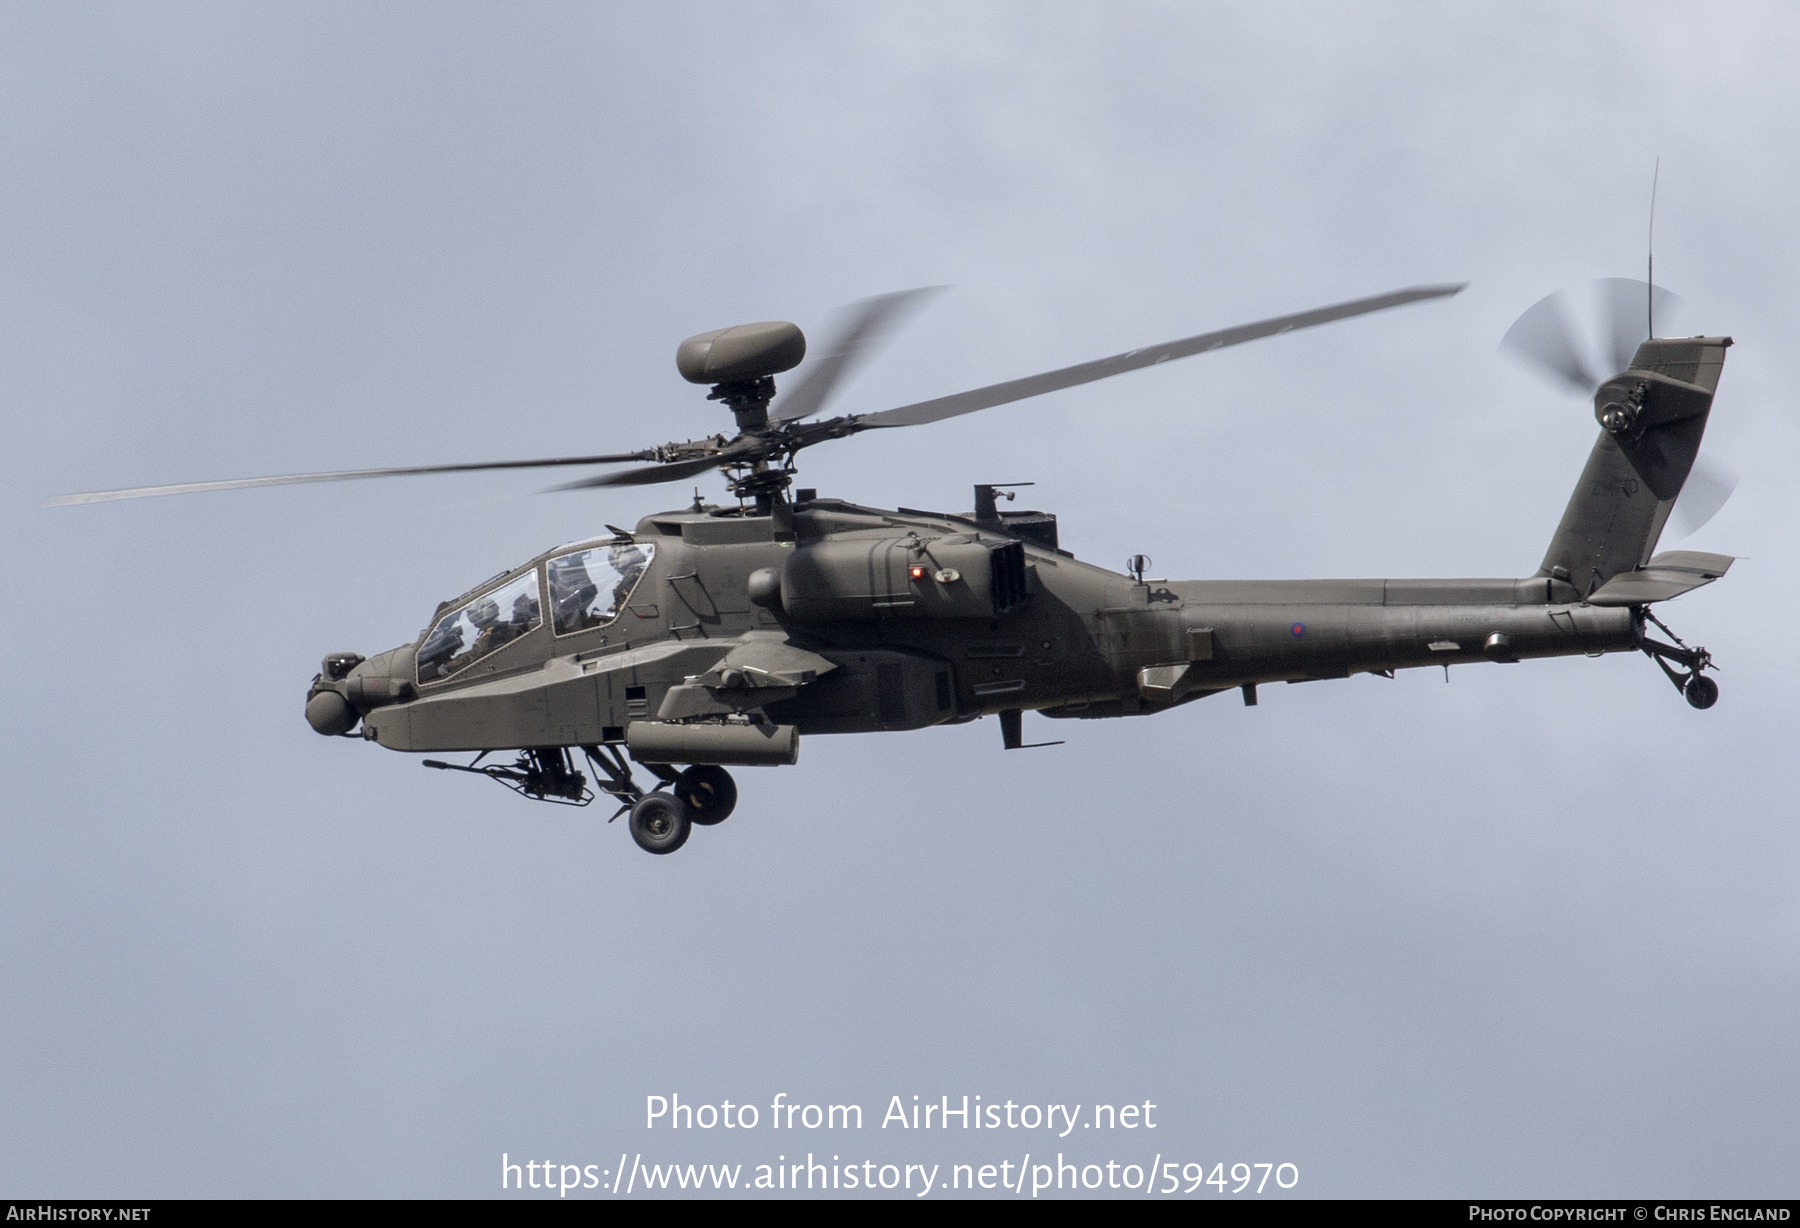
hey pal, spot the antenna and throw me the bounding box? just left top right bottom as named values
left=1648, top=157, right=1660, bottom=338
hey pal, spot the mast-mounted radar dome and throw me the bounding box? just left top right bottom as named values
left=676, top=321, right=806, bottom=385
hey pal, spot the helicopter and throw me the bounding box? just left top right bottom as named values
left=46, top=281, right=1734, bottom=855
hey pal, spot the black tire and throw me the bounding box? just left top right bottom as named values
left=677, top=764, right=738, bottom=826
left=629, top=792, right=691, bottom=854
left=1685, top=674, right=1719, bottom=710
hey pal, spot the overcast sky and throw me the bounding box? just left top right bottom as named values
left=4, top=2, right=1798, bottom=1199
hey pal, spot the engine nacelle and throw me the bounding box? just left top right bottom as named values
left=779, top=536, right=1029, bottom=622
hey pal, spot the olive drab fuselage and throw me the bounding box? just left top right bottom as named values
left=283, top=325, right=1733, bottom=859
left=313, top=493, right=1647, bottom=758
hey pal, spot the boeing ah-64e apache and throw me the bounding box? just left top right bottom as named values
left=48, top=281, right=1735, bottom=854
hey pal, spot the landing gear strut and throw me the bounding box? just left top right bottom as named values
left=583, top=744, right=697, bottom=852
left=1639, top=608, right=1719, bottom=710
left=581, top=743, right=665, bottom=811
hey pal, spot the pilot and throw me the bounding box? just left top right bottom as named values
left=605, top=543, right=648, bottom=622
left=549, top=554, right=601, bottom=634
left=463, top=596, right=505, bottom=662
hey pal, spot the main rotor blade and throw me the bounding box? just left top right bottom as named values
left=773, top=286, right=945, bottom=424
left=41, top=451, right=659, bottom=507
left=1499, top=288, right=1597, bottom=393
left=856, top=283, right=1465, bottom=429
left=546, top=453, right=731, bottom=491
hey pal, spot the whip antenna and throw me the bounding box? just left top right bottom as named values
left=1648, top=157, right=1660, bottom=338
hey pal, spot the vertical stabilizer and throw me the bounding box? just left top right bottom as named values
left=1539, top=336, right=1730, bottom=597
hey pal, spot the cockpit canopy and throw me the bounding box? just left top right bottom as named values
left=416, top=540, right=656, bottom=685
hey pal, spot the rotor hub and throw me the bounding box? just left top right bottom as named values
left=1599, top=399, right=1639, bottom=435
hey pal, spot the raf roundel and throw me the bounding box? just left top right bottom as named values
left=1290, top=623, right=1307, bottom=637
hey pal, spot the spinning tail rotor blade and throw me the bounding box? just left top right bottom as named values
left=1501, top=280, right=1684, bottom=393
left=859, top=283, right=1466, bottom=429
left=1594, top=277, right=1682, bottom=376
left=41, top=451, right=659, bottom=506
left=1500, top=289, right=1598, bottom=392
left=1671, top=459, right=1739, bottom=538
left=773, top=286, right=944, bottom=423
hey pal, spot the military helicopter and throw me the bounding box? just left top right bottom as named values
left=47, top=281, right=1735, bottom=854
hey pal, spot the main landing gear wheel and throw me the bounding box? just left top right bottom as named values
left=629, top=792, right=691, bottom=854
left=677, top=765, right=738, bottom=826
left=1685, top=674, right=1720, bottom=710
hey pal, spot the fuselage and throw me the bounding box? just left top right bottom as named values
left=317, top=497, right=1639, bottom=755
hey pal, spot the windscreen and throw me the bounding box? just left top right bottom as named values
left=416, top=571, right=542, bottom=683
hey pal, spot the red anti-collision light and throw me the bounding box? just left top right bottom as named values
left=909, top=565, right=928, bottom=581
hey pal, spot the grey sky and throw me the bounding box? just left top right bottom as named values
left=3, top=2, right=1797, bottom=1198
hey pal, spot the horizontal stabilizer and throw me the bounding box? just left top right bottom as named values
left=1585, top=551, right=1733, bottom=607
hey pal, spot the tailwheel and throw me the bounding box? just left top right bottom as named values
left=1640, top=608, right=1720, bottom=711
left=1684, top=674, right=1719, bottom=710
left=677, top=765, right=738, bottom=826
left=629, top=793, right=691, bottom=855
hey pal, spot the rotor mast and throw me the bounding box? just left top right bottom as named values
left=677, top=322, right=808, bottom=512
left=705, top=377, right=795, bottom=510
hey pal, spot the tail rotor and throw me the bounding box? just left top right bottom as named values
left=1501, top=278, right=1736, bottom=537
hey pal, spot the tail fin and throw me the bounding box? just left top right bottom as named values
left=1540, top=336, right=1732, bottom=597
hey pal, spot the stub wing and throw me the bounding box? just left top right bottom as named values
left=655, top=633, right=838, bottom=721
